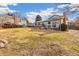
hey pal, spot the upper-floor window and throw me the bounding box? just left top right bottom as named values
left=52, top=22, right=57, bottom=28
left=48, top=21, right=51, bottom=24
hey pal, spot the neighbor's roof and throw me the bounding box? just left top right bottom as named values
left=43, top=15, right=64, bottom=22
left=49, top=15, right=63, bottom=19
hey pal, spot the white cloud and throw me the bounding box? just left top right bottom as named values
left=0, top=7, right=17, bottom=14
left=0, top=7, right=8, bottom=14
left=58, top=4, right=69, bottom=8
left=0, top=3, right=18, bottom=14
left=12, top=4, right=18, bottom=6
left=69, top=4, right=79, bottom=12
left=26, top=8, right=60, bottom=23
left=57, top=3, right=79, bottom=12
left=0, top=3, right=18, bottom=6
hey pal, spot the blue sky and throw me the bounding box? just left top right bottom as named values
left=9, top=3, right=57, bottom=12
left=0, top=3, right=79, bottom=23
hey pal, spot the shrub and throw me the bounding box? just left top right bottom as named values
left=60, top=23, right=67, bottom=31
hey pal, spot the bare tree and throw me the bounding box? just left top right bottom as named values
left=73, top=17, right=79, bottom=29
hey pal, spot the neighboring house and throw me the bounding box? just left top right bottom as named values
left=0, top=14, right=20, bottom=25
left=42, top=15, right=64, bottom=29
left=35, top=12, right=68, bottom=30
left=28, top=23, right=35, bottom=27
left=19, top=18, right=28, bottom=27
left=0, top=14, right=28, bottom=27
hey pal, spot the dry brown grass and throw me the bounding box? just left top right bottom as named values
left=0, top=28, right=79, bottom=56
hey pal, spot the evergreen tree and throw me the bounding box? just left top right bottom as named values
left=35, top=15, right=42, bottom=25
left=35, top=15, right=42, bottom=21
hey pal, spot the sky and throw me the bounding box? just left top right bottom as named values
left=0, top=3, right=79, bottom=23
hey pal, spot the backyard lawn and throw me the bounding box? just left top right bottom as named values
left=0, top=28, right=79, bottom=56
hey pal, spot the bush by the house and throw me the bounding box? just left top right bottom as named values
left=60, top=23, right=67, bottom=31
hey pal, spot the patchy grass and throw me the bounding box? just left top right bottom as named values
left=0, top=28, right=79, bottom=56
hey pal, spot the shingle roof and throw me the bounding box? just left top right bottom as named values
left=49, top=15, right=63, bottom=20
left=43, top=15, right=64, bottom=22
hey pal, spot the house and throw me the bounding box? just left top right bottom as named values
left=0, top=14, right=28, bottom=28
left=0, top=14, right=20, bottom=25
left=35, top=12, right=68, bottom=30
left=19, top=18, right=29, bottom=27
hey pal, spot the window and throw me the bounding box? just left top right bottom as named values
left=52, top=22, right=57, bottom=28
left=48, top=22, right=51, bottom=24
left=53, top=24, right=56, bottom=27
